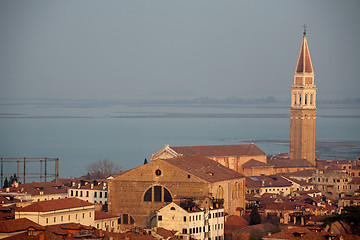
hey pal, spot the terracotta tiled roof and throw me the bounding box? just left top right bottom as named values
left=0, top=218, right=43, bottom=233
left=154, top=227, right=177, bottom=239
left=68, top=183, right=107, bottom=190
left=95, top=211, right=118, bottom=220
left=170, top=144, right=266, bottom=157
left=267, top=158, right=314, bottom=168
left=295, top=34, right=314, bottom=73
left=349, top=177, right=360, bottom=184
left=16, top=197, right=93, bottom=212
left=0, top=181, right=69, bottom=196
left=162, top=154, right=245, bottom=183
left=266, top=202, right=316, bottom=211
left=245, top=175, right=292, bottom=188
left=285, top=177, right=313, bottom=186
left=1, top=223, right=104, bottom=240
left=264, top=226, right=360, bottom=240
left=242, top=159, right=273, bottom=168
left=285, top=169, right=315, bottom=178
left=225, top=215, right=248, bottom=226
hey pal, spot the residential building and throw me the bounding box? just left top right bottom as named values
left=94, top=211, right=120, bottom=233
left=68, top=180, right=107, bottom=204
left=155, top=198, right=224, bottom=240
left=0, top=218, right=43, bottom=239
left=245, top=175, right=292, bottom=196
left=0, top=181, right=69, bottom=203
left=312, top=170, right=353, bottom=199
left=15, top=198, right=95, bottom=226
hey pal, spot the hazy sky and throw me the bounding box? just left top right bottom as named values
left=1, top=1, right=359, bottom=101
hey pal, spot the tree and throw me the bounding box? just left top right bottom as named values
left=144, top=158, right=148, bottom=165
left=86, top=159, right=121, bottom=179
left=3, top=178, right=9, bottom=188
left=249, top=206, right=261, bottom=225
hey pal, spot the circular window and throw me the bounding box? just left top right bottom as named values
left=155, top=169, right=162, bottom=176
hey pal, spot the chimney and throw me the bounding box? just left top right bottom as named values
left=91, top=183, right=94, bottom=189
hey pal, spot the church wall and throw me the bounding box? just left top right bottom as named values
left=210, top=155, right=267, bottom=173
left=209, top=178, right=245, bottom=215
left=108, top=160, right=209, bottom=228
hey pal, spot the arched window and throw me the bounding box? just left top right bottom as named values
left=216, top=186, right=224, bottom=199
left=164, top=188, right=172, bottom=202
left=123, top=214, right=128, bottom=224
left=143, top=186, right=172, bottom=202
left=144, top=188, right=152, bottom=202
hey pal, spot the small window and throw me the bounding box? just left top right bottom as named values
left=86, top=191, right=89, bottom=197
left=94, top=192, right=97, bottom=197
left=188, top=175, right=191, bottom=178
left=170, top=207, right=176, bottom=210
left=183, top=216, right=186, bottom=222
left=155, top=169, right=162, bottom=176
left=158, top=216, right=162, bottom=221
left=100, top=192, right=103, bottom=198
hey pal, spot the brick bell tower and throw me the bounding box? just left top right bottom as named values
left=289, top=28, right=317, bottom=165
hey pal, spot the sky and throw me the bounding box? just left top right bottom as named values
left=0, top=1, right=359, bottom=102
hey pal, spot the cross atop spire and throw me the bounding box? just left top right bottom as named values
left=302, top=24, right=307, bottom=36
left=295, top=29, right=313, bottom=73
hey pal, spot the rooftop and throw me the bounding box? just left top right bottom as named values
left=16, top=197, right=93, bottom=212
left=170, top=144, right=266, bottom=157
left=162, top=154, right=245, bottom=183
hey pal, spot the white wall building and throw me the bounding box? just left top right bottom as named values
left=156, top=201, right=224, bottom=240
left=15, top=198, right=95, bottom=227
left=68, top=181, right=107, bottom=204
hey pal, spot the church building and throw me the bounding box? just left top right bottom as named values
left=107, top=154, right=245, bottom=229
left=290, top=29, right=317, bottom=165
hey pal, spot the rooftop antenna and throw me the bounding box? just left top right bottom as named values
left=302, top=24, right=307, bottom=36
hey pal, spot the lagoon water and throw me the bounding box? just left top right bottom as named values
left=0, top=99, right=359, bottom=179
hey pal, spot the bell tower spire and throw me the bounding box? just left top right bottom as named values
left=289, top=28, right=317, bottom=165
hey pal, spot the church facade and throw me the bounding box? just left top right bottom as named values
left=290, top=30, right=317, bottom=165
left=107, top=154, right=245, bottom=229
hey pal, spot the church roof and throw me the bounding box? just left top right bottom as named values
left=162, top=154, right=245, bottom=183
left=170, top=144, right=266, bottom=157
left=242, top=159, right=273, bottom=168
left=295, top=32, right=314, bottom=73
left=267, top=158, right=314, bottom=168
